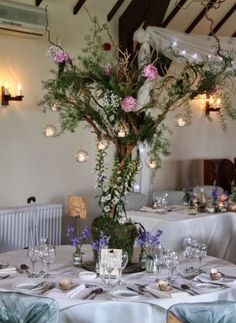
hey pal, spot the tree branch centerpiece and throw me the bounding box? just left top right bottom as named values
left=41, top=15, right=235, bottom=260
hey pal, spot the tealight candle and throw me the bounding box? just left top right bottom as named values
left=17, top=83, right=22, bottom=96
left=177, top=117, right=186, bottom=127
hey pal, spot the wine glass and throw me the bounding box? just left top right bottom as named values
left=165, top=250, right=179, bottom=283
left=42, top=245, right=56, bottom=278
left=183, top=238, right=198, bottom=273
left=195, top=243, right=207, bottom=272
left=98, top=248, right=106, bottom=284
left=38, top=237, right=48, bottom=277
left=103, top=253, right=117, bottom=288
left=117, top=250, right=128, bottom=285
left=153, top=245, right=164, bottom=279
left=27, top=246, right=40, bottom=278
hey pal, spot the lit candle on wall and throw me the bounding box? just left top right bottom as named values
left=4, top=83, right=9, bottom=95
left=17, top=83, right=22, bottom=96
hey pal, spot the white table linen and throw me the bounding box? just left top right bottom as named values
left=127, top=208, right=236, bottom=263
left=0, top=245, right=236, bottom=323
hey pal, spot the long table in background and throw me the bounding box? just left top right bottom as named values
left=127, top=207, right=236, bottom=264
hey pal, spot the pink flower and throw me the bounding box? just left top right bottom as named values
left=104, top=66, right=112, bottom=76
left=121, top=96, right=137, bottom=112
left=54, top=49, right=70, bottom=64
left=142, top=64, right=158, bottom=81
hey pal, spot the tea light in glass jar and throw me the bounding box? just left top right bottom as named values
left=145, top=157, right=157, bottom=169
left=75, top=149, right=89, bottom=162
left=43, top=124, right=57, bottom=137
left=96, top=139, right=109, bottom=150
left=115, top=121, right=129, bottom=138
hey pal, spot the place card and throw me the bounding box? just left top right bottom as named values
left=100, top=248, right=122, bottom=279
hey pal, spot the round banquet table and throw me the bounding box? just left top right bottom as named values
left=0, top=245, right=236, bottom=323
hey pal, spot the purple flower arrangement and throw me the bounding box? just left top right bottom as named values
left=66, top=224, right=90, bottom=252
left=91, top=231, right=110, bottom=251
left=136, top=229, right=162, bottom=258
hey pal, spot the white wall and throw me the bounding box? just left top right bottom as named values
left=0, top=1, right=235, bottom=229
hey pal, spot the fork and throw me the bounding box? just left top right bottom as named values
left=0, top=275, right=10, bottom=280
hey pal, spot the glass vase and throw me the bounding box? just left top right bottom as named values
left=145, top=257, right=155, bottom=273
left=73, top=247, right=82, bottom=266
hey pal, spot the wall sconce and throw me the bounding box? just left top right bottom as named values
left=205, top=88, right=221, bottom=115
left=1, top=83, right=24, bottom=106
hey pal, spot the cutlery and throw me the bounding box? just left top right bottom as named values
left=180, top=284, right=199, bottom=295
left=126, top=286, right=145, bottom=295
left=40, top=282, right=56, bottom=294
left=195, top=279, right=229, bottom=288
left=83, top=288, right=103, bottom=300
left=30, top=281, right=47, bottom=290
left=218, top=272, right=236, bottom=279
left=0, top=275, right=10, bottom=280
left=134, top=284, right=160, bottom=298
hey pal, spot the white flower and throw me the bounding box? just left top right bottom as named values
left=100, top=196, right=106, bottom=203
left=104, top=206, right=110, bottom=212
left=112, top=197, right=119, bottom=204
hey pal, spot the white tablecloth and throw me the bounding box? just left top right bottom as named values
left=127, top=208, right=236, bottom=263
left=1, top=245, right=236, bottom=323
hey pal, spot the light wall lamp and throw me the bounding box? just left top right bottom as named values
left=205, top=88, right=220, bottom=115
left=1, top=83, right=24, bottom=106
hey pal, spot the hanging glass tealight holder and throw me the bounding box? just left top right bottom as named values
left=145, top=157, right=158, bottom=169
left=96, top=139, right=110, bottom=150
left=75, top=149, right=89, bottom=163
left=51, top=101, right=60, bottom=112
left=43, top=124, right=57, bottom=137
left=115, top=121, right=129, bottom=138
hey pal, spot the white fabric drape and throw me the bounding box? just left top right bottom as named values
left=133, top=26, right=236, bottom=65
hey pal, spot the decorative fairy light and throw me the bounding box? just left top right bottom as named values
left=145, top=157, right=158, bottom=169
left=51, top=101, right=60, bottom=111
left=43, top=124, right=57, bottom=137
left=75, top=149, right=89, bottom=163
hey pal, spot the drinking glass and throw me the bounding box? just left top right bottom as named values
left=183, top=238, right=198, bottom=273
left=117, top=250, right=128, bottom=285
left=153, top=245, right=164, bottom=279
left=38, top=237, right=48, bottom=277
left=42, top=245, right=56, bottom=278
left=195, top=243, right=207, bottom=272
left=104, top=254, right=117, bottom=288
left=165, top=250, right=179, bottom=283
left=98, top=248, right=106, bottom=284
left=27, top=246, right=40, bottom=278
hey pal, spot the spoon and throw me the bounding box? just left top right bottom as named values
left=84, top=288, right=103, bottom=299
left=180, top=284, right=199, bottom=295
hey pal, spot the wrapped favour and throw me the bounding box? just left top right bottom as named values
left=59, top=278, right=74, bottom=290
left=158, top=280, right=172, bottom=291
left=210, top=268, right=222, bottom=281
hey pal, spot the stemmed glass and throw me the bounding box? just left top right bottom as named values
left=195, top=243, right=207, bottom=272
left=103, top=253, right=117, bottom=288
left=27, top=246, right=40, bottom=278
left=153, top=245, right=164, bottom=279
left=165, top=250, right=179, bottom=283
left=117, top=250, right=128, bottom=285
left=42, top=245, right=56, bottom=278
left=98, top=248, right=106, bottom=284
left=38, top=237, right=48, bottom=277
left=183, top=238, right=198, bottom=273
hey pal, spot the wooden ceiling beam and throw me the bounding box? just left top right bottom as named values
left=209, top=4, right=236, bottom=35
left=107, top=0, right=125, bottom=22
left=35, top=0, right=43, bottom=6
left=119, top=0, right=171, bottom=54
left=73, top=0, right=87, bottom=15
left=161, top=0, right=188, bottom=28
left=185, top=0, right=217, bottom=33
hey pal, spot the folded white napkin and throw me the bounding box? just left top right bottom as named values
left=196, top=273, right=236, bottom=286
left=145, top=284, right=189, bottom=299
left=0, top=266, right=17, bottom=275
left=66, top=283, right=86, bottom=298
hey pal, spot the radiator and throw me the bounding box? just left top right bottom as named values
left=0, top=204, right=62, bottom=253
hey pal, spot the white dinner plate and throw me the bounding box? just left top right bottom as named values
left=14, top=282, right=45, bottom=295
left=194, top=283, right=224, bottom=292
left=110, top=289, right=140, bottom=299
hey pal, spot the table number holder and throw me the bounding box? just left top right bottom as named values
left=100, top=248, right=122, bottom=279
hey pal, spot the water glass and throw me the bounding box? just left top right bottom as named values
left=38, top=237, right=48, bottom=277
left=117, top=250, right=128, bottom=285
left=42, top=245, right=56, bottom=278
left=27, top=246, right=40, bottom=278
left=164, top=250, right=179, bottom=283
left=195, top=243, right=207, bottom=272
left=103, top=254, right=117, bottom=288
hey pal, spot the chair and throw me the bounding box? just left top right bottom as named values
left=167, top=301, right=236, bottom=323
left=125, top=192, right=147, bottom=210
left=0, top=292, right=59, bottom=323
left=153, top=191, right=185, bottom=206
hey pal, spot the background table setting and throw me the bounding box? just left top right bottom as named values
left=1, top=244, right=236, bottom=323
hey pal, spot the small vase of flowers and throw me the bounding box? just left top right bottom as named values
left=66, top=224, right=90, bottom=266
left=136, top=229, right=162, bottom=273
